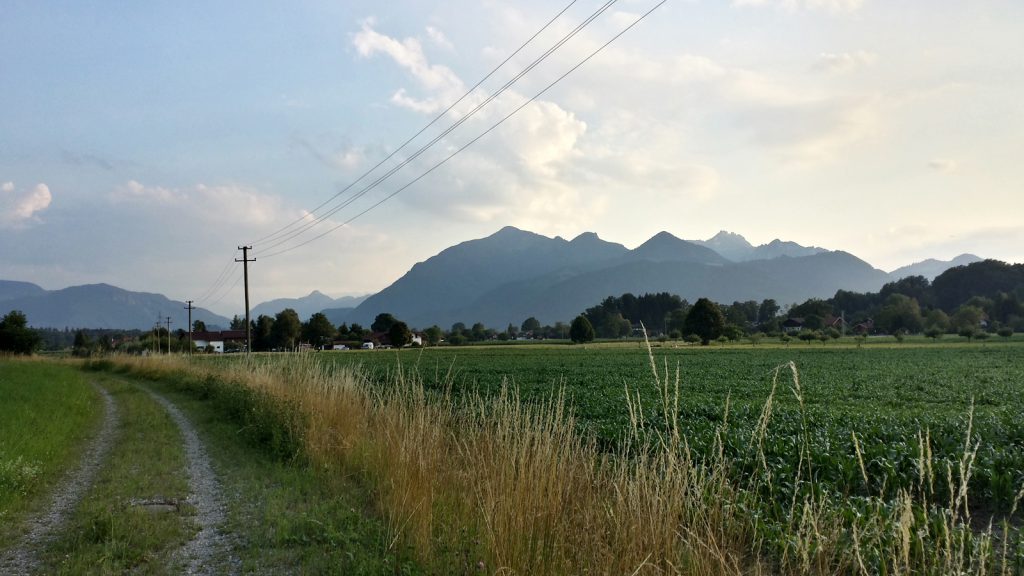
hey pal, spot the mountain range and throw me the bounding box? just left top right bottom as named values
left=1, top=228, right=981, bottom=330
left=0, top=282, right=231, bottom=331
left=342, top=227, right=980, bottom=328
left=250, top=291, right=369, bottom=322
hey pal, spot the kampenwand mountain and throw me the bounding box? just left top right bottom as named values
left=344, top=227, right=979, bottom=329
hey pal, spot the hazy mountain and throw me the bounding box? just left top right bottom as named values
left=346, top=227, right=892, bottom=328
left=0, top=280, right=46, bottom=302
left=691, top=231, right=755, bottom=261
left=889, top=254, right=983, bottom=281
left=630, top=231, right=729, bottom=264
left=692, top=231, right=827, bottom=262
left=0, top=283, right=230, bottom=330
left=346, top=226, right=628, bottom=327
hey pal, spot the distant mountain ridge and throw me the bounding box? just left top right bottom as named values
left=1, top=229, right=986, bottom=330
left=691, top=230, right=827, bottom=261
left=344, top=227, right=897, bottom=328
left=250, top=291, right=369, bottom=321
left=0, top=282, right=230, bottom=330
left=889, top=254, right=982, bottom=281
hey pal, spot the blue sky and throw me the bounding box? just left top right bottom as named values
left=2, top=0, right=1022, bottom=316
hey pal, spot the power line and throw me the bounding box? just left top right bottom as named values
left=259, top=0, right=668, bottom=259
left=249, top=0, right=582, bottom=248
left=205, top=269, right=242, bottom=310
left=254, top=0, right=619, bottom=254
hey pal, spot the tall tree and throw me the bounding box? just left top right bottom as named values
left=569, top=315, right=595, bottom=344
left=192, top=320, right=207, bottom=333
left=253, top=315, right=275, bottom=351
left=684, top=298, right=725, bottom=345
left=875, top=294, right=924, bottom=334
left=302, top=312, right=336, bottom=349
left=0, top=310, right=41, bottom=355
left=388, top=321, right=412, bottom=348
left=520, top=317, right=542, bottom=334
left=371, top=313, right=398, bottom=334
left=423, top=325, right=443, bottom=346
left=272, top=308, right=302, bottom=350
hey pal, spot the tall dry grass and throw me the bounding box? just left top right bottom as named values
left=88, top=351, right=1023, bottom=575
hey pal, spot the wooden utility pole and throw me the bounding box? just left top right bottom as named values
left=165, top=316, right=173, bottom=354
left=236, top=246, right=254, bottom=354
left=185, top=300, right=196, bottom=355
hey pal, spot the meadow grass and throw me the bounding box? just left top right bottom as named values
left=0, top=357, right=102, bottom=539
left=90, top=348, right=1024, bottom=575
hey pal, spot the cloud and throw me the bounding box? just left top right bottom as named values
left=733, top=0, right=864, bottom=13
left=109, top=180, right=286, bottom=227
left=425, top=26, right=453, bottom=51
left=352, top=20, right=465, bottom=113
left=928, top=158, right=958, bottom=172
left=812, top=51, right=877, bottom=74
left=0, top=182, right=52, bottom=229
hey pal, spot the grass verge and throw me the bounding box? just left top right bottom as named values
left=0, top=357, right=102, bottom=542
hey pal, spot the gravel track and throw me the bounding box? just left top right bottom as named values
left=0, top=382, right=119, bottom=575
left=141, top=386, right=238, bottom=575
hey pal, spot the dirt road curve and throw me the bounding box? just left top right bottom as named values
left=141, top=387, right=238, bottom=575
left=0, top=383, right=119, bottom=575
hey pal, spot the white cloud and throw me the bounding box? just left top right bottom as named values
left=812, top=50, right=877, bottom=74
left=353, top=20, right=465, bottom=113
left=109, top=180, right=286, bottom=227
left=0, top=182, right=52, bottom=228
left=425, top=26, right=453, bottom=51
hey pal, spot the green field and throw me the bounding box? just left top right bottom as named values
left=0, top=359, right=102, bottom=529
left=294, top=339, right=1024, bottom=512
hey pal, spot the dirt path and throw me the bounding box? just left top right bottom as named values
left=141, top=386, right=237, bottom=575
left=0, top=382, right=119, bottom=575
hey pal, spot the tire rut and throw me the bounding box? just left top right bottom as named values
left=0, top=382, right=119, bottom=575
left=140, top=386, right=238, bottom=575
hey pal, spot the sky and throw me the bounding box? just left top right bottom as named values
left=2, top=0, right=1022, bottom=317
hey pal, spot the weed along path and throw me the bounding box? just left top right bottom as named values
left=138, top=385, right=237, bottom=575
left=0, top=382, right=119, bottom=574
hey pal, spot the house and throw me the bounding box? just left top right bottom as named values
left=782, top=318, right=805, bottom=333
left=192, top=330, right=246, bottom=353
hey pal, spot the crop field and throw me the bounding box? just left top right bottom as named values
left=115, top=339, right=1024, bottom=573
left=304, top=339, right=1024, bottom=513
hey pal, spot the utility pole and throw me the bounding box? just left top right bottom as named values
left=236, top=246, right=254, bottom=354
left=165, top=316, right=173, bottom=354
left=153, top=319, right=160, bottom=355
left=185, top=300, right=196, bottom=355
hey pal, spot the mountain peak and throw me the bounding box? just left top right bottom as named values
left=570, top=231, right=601, bottom=243
left=633, top=232, right=727, bottom=264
